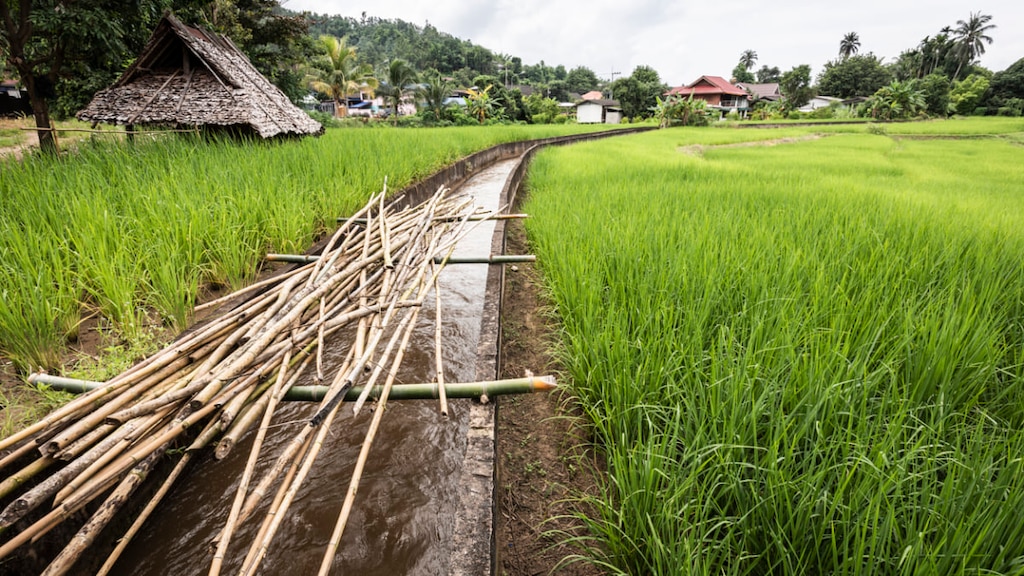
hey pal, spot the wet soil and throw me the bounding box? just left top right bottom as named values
left=496, top=219, right=605, bottom=576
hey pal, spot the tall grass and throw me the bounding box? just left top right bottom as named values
left=525, top=126, right=1024, bottom=574
left=0, top=124, right=609, bottom=371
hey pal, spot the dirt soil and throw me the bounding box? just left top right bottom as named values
left=496, top=219, right=605, bottom=576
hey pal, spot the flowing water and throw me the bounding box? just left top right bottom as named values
left=108, top=159, right=518, bottom=575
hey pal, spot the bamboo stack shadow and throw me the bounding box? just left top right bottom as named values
left=0, top=183, right=554, bottom=575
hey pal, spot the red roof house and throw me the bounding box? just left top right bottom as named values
left=666, top=76, right=749, bottom=112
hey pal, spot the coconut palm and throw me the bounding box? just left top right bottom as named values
left=739, top=49, right=758, bottom=71
left=417, top=72, right=454, bottom=122
left=840, top=32, right=861, bottom=59
left=377, top=58, right=419, bottom=122
left=307, top=35, right=378, bottom=117
left=953, top=12, right=996, bottom=80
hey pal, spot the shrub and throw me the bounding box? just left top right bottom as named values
left=306, top=110, right=343, bottom=128
left=809, top=106, right=835, bottom=119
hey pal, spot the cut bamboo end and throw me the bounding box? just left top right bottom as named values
left=531, top=375, right=558, bottom=391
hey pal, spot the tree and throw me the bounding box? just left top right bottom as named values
left=523, top=92, right=560, bottom=123
left=609, top=65, right=666, bottom=120
left=839, top=32, right=860, bottom=59
left=307, top=35, right=378, bottom=117
left=865, top=80, right=925, bottom=120
left=377, top=58, right=418, bottom=121
left=565, top=66, right=599, bottom=94
left=756, top=65, right=781, bottom=83
left=953, top=12, right=996, bottom=81
left=465, top=84, right=494, bottom=123
left=739, top=49, right=758, bottom=71
left=631, top=65, right=661, bottom=84
left=919, top=73, right=951, bottom=116
left=0, top=0, right=163, bottom=154
left=654, top=94, right=710, bottom=127
left=986, top=57, right=1024, bottom=110
left=817, top=54, right=892, bottom=98
left=224, top=0, right=316, bottom=104
left=780, top=65, right=814, bottom=109
left=546, top=80, right=569, bottom=102
left=472, top=74, right=528, bottom=122
left=949, top=73, right=990, bottom=115
left=731, top=63, right=754, bottom=84
left=417, top=71, right=453, bottom=122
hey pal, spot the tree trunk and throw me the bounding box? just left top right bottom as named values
left=24, top=74, right=59, bottom=155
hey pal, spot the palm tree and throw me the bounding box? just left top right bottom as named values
left=739, top=49, right=758, bottom=71
left=307, top=35, right=378, bottom=117
left=953, top=12, right=996, bottom=81
left=839, top=32, right=860, bottom=59
left=378, top=58, right=419, bottom=122
left=417, top=72, right=454, bottom=122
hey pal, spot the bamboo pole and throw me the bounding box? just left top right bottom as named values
left=336, top=212, right=529, bottom=223
left=267, top=253, right=536, bottom=265
left=0, top=456, right=54, bottom=500
left=52, top=407, right=173, bottom=506
left=319, top=292, right=425, bottom=575
left=39, top=449, right=164, bottom=576
left=209, top=349, right=292, bottom=576
left=28, top=373, right=557, bottom=402
left=434, top=271, right=449, bottom=416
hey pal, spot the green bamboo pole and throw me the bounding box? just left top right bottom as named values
left=265, top=253, right=536, bottom=265
left=28, top=373, right=557, bottom=402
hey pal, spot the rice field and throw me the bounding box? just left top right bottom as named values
left=0, top=124, right=614, bottom=375
left=523, top=121, right=1024, bottom=574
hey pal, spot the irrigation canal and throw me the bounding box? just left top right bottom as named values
left=95, top=158, right=520, bottom=575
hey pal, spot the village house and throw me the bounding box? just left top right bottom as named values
left=576, top=98, right=622, bottom=124
left=736, top=82, right=782, bottom=103
left=667, top=76, right=750, bottom=116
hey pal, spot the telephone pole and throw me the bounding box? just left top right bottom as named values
left=608, top=68, right=621, bottom=100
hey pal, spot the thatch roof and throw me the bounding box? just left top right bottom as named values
left=78, top=14, right=321, bottom=138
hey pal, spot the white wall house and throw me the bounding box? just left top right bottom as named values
left=799, top=96, right=843, bottom=112
left=577, top=99, right=622, bottom=124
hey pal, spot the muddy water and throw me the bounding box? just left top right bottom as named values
left=109, top=159, right=518, bottom=575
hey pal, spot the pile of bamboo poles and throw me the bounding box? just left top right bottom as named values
left=0, top=184, right=542, bottom=575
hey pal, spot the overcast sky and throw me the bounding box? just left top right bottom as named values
left=281, top=0, right=1023, bottom=86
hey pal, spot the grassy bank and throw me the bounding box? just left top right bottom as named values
left=523, top=121, right=1024, bottom=574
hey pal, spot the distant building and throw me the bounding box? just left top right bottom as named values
left=736, top=82, right=782, bottom=103
left=667, top=76, right=750, bottom=115
left=580, top=90, right=604, bottom=101
left=1, top=80, right=31, bottom=117
left=577, top=99, right=622, bottom=124
left=799, top=96, right=844, bottom=112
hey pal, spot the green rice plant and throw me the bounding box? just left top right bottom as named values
left=525, top=128, right=1024, bottom=574
left=0, top=124, right=614, bottom=374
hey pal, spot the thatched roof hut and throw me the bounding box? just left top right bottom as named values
left=78, top=14, right=321, bottom=138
